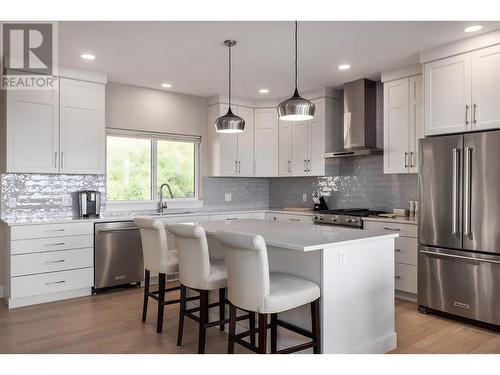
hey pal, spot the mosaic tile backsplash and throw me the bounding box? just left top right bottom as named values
left=0, top=174, right=106, bottom=220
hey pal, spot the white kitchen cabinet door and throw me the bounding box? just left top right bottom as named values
left=59, top=78, right=105, bottom=174
left=235, top=105, right=254, bottom=176
left=278, top=120, right=292, bottom=176
left=6, top=84, right=59, bottom=173
left=307, top=99, right=326, bottom=176
left=424, top=53, right=471, bottom=135
left=217, top=104, right=238, bottom=176
left=409, top=75, right=424, bottom=173
left=254, top=108, right=278, bottom=177
left=384, top=78, right=409, bottom=174
left=471, top=45, right=500, bottom=131
left=290, top=121, right=308, bottom=176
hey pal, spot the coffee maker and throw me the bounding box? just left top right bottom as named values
left=77, top=190, right=101, bottom=217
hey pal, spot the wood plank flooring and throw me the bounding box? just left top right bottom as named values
left=0, top=285, right=499, bottom=354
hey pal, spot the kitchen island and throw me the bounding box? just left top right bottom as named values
left=195, top=219, right=399, bottom=354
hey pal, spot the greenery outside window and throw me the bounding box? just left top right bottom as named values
left=107, top=129, right=199, bottom=202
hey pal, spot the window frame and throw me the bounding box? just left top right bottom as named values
left=106, top=128, right=201, bottom=210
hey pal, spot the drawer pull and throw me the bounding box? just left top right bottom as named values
left=395, top=248, right=401, bottom=252
left=45, top=280, right=66, bottom=285
left=384, top=227, right=401, bottom=231
left=394, top=275, right=401, bottom=279
left=225, top=218, right=238, bottom=221
left=44, top=259, right=66, bottom=264
left=45, top=242, right=66, bottom=246
left=44, top=229, right=66, bottom=232
left=289, top=218, right=301, bottom=221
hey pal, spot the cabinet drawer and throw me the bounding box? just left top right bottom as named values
left=209, top=213, right=251, bottom=222
left=11, top=222, right=94, bottom=240
left=395, top=263, right=417, bottom=294
left=11, top=248, right=93, bottom=277
left=394, top=237, right=418, bottom=266
left=10, top=268, right=93, bottom=298
left=363, top=220, right=417, bottom=238
left=11, top=235, right=93, bottom=255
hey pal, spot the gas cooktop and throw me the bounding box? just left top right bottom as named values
left=312, top=208, right=386, bottom=228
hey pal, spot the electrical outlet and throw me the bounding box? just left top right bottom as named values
left=62, top=196, right=72, bottom=207
left=8, top=198, right=16, bottom=208
left=302, top=193, right=307, bottom=202
left=339, top=251, right=346, bottom=268
left=225, top=193, right=232, bottom=202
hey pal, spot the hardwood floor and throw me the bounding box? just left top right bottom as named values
left=0, top=286, right=498, bottom=354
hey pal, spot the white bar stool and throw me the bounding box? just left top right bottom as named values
left=167, top=223, right=255, bottom=354
left=214, top=230, right=321, bottom=354
left=134, top=216, right=180, bottom=333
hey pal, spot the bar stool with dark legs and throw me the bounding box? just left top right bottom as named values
left=215, top=230, right=321, bottom=354
left=167, top=223, right=255, bottom=354
left=134, top=217, right=181, bottom=333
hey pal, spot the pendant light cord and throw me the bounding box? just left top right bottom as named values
left=295, top=20, right=298, bottom=91
left=228, top=43, right=232, bottom=109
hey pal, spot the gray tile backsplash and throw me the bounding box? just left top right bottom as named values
left=268, top=156, right=418, bottom=212
left=0, top=174, right=106, bottom=220
left=202, top=177, right=269, bottom=209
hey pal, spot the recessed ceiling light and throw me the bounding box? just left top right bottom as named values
left=80, top=53, right=95, bottom=60
left=259, top=89, right=269, bottom=94
left=338, top=64, right=351, bottom=71
left=161, top=83, right=172, bottom=88
left=464, top=25, right=483, bottom=33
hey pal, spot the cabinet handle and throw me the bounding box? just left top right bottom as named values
left=465, top=105, right=469, bottom=125
left=225, top=217, right=238, bottom=221
left=44, top=228, right=66, bottom=232
left=288, top=160, right=291, bottom=173
left=238, top=161, right=241, bottom=174
left=60, top=152, right=64, bottom=169
left=307, top=159, right=311, bottom=172
left=54, top=152, right=58, bottom=168
left=234, top=161, right=237, bottom=174
left=473, top=103, right=477, bottom=124
left=395, top=248, right=401, bottom=252
left=304, top=159, right=307, bottom=172
left=45, top=280, right=66, bottom=285
left=44, top=259, right=66, bottom=264
left=394, top=276, right=401, bottom=280
left=404, top=152, right=408, bottom=168
left=44, top=242, right=65, bottom=246
left=289, top=218, right=301, bottom=222
left=410, top=152, right=414, bottom=168
left=384, top=227, right=400, bottom=231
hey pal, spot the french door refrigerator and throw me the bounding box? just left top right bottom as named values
left=419, top=130, right=500, bottom=326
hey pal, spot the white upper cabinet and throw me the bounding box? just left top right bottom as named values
left=6, top=85, right=59, bottom=173
left=59, top=78, right=106, bottom=174
left=471, top=44, right=500, bottom=131
left=408, top=75, right=423, bottom=173
left=278, top=120, right=292, bottom=176
left=308, top=98, right=326, bottom=176
left=254, top=108, right=278, bottom=177
left=384, top=78, right=409, bottom=174
left=207, top=103, right=254, bottom=176
left=290, top=121, right=309, bottom=176
left=2, top=71, right=106, bottom=175
left=383, top=74, right=423, bottom=174
left=424, top=53, right=472, bottom=135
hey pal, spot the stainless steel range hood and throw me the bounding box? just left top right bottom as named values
left=323, top=78, right=383, bottom=158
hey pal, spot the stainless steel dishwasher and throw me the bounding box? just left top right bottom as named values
left=94, top=221, right=144, bottom=293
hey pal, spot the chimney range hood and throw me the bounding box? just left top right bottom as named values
left=323, top=78, right=383, bottom=158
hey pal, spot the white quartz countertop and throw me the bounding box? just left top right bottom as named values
left=196, top=219, right=398, bottom=252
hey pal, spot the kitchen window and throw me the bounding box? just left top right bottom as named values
left=106, top=129, right=200, bottom=203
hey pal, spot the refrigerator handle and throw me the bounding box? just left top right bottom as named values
left=452, top=148, right=460, bottom=235
left=464, top=147, right=472, bottom=236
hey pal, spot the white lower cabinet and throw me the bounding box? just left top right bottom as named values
left=209, top=213, right=251, bottom=222
left=265, top=212, right=312, bottom=223
left=4, top=222, right=95, bottom=308
left=363, top=219, right=418, bottom=296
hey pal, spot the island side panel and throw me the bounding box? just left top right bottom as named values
left=322, top=237, right=396, bottom=353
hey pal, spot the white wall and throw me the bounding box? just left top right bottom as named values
left=105, top=82, right=209, bottom=193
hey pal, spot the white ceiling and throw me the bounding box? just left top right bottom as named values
left=59, top=21, right=500, bottom=99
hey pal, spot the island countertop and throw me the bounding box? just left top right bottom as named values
left=195, top=219, right=398, bottom=252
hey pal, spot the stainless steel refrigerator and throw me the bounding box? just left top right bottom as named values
left=419, top=130, right=500, bottom=326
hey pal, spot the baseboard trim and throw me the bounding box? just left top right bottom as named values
left=396, top=290, right=417, bottom=303
left=347, top=332, right=397, bottom=354
left=8, top=288, right=91, bottom=309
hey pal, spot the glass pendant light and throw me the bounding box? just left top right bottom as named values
left=215, top=40, right=245, bottom=133
left=277, top=21, right=315, bottom=121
